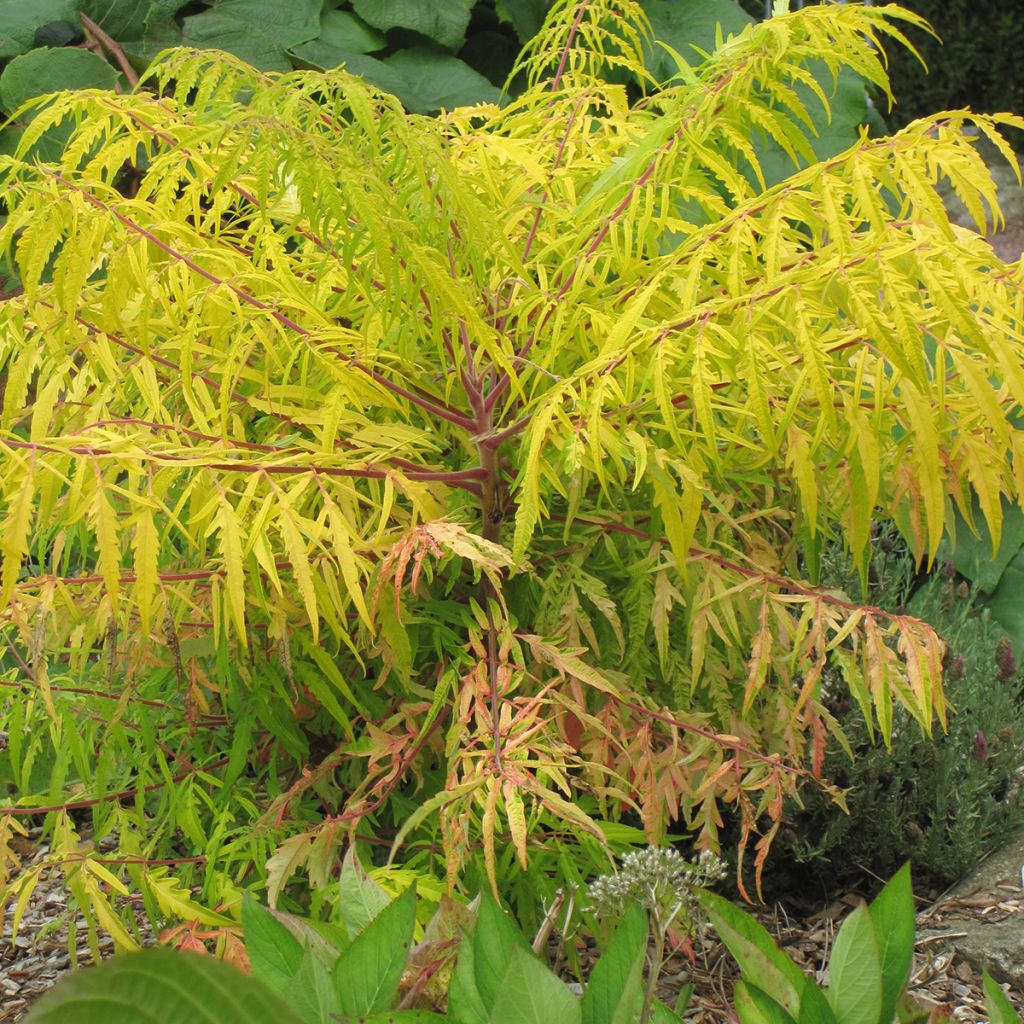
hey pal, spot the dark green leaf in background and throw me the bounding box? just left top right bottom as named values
left=289, top=8, right=385, bottom=68
left=351, top=0, right=475, bottom=51
left=0, top=0, right=78, bottom=58
left=182, top=0, right=323, bottom=71
left=495, top=0, right=551, bottom=42
left=643, top=0, right=753, bottom=83
left=0, top=46, right=118, bottom=112
left=80, top=0, right=153, bottom=42
left=383, top=48, right=501, bottom=113
left=142, top=0, right=191, bottom=55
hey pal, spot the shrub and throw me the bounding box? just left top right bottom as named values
left=762, top=533, right=1024, bottom=896
left=2, top=0, right=1024, bottom=943
left=877, top=0, right=1024, bottom=140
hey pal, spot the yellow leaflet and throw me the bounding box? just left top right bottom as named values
left=143, top=869, right=234, bottom=927
left=277, top=502, right=319, bottom=642
left=322, top=491, right=372, bottom=632
left=217, top=496, right=247, bottom=643
left=1, top=469, right=34, bottom=606
left=503, top=779, right=529, bottom=870
left=899, top=382, right=945, bottom=563
left=132, top=510, right=159, bottom=637
left=481, top=777, right=499, bottom=896
left=512, top=393, right=560, bottom=562
left=785, top=426, right=817, bottom=536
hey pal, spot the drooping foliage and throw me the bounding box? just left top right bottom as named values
left=2, top=0, right=1024, bottom=943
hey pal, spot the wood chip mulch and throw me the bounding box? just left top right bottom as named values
left=4, top=824, right=1022, bottom=1023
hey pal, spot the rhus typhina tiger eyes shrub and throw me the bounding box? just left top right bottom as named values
left=2, top=0, right=1024, bottom=942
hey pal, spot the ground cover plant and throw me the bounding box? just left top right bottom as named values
left=2, top=0, right=1024, bottom=955
left=24, top=859, right=1024, bottom=1023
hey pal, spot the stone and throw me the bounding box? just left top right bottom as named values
left=929, top=829, right=1024, bottom=988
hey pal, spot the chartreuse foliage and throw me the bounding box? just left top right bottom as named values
left=2, top=0, right=1024, bottom=945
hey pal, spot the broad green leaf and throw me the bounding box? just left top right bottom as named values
left=182, top=0, right=322, bottom=71
left=939, top=498, right=1024, bottom=594
left=287, top=948, right=341, bottom=1024
left=0, top=47, right=119, bottom=113
left=580, top=902, right=647, bottom=1024
left=797, top=983, right=837, bottom=1024
left=867, top=863, right=914, bottom=1024
left=698, top=890, right=807, bottom=1018
left=380, top=48, right=502, bottom=115
left=644, top=0, right=754, bottom=84
left=242, top=894, right=306, bottom=996
left=449, top=929, right=490, bottom=1024
left=488, top=945, right=582, bottom=1024
left=80, top=0, right=153, bottom=41
left=290, top=9, right=385, bottom=69
left=825, top=904, right=882, bottom=1024
left=983, top=971, right=1022, bottom=1024
left=338, top=845, right=392, bottom=939
left=333, top=884, right=417, bottom=1016
left=0, top=0, right=78, bottom=59
left=495, top=0, right=550, bottom=42
left=734, top=980, right=799, bottom=1024
left=351, top=0, right=474, bottom=50
left=25, top=947, right=305, bottom=1024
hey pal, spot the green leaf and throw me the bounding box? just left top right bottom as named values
left=470, top=892, right=535, bottom=1012
left=351, top=0, right=474, bottom=50
left=383, top=48, right=502, bottom=115
left=697, top=890, right=807, bottom=1018
left=644, top=0, right=754, bottom=84
left=24, top=947, right=305, bottom=1024
left=938, top=497, right=1024, bottom=594
left=241, top=894, right=306, bottom=996
left=488, top=945, right=582, bottom=1024
left=797, top=983, right=837, bottom=1024
left=287, top=949, right=341, bottom=1024
left=867, top=863, right=914, bottom=1024
left=581, top=902, right=647, bottom=1024
left=734, top=981, right=799, bottom=1024
left=142, top=0, right=189, bottom=54
left=983, top=971, right=1022, bottom=1024
left=333, top=884, right=416, bottom=1017
left=0, top=0, right=78, bottom=59
left=290, top=9, right=386, bottom=68
left=448, top=929, right=490, bottom=1024
left=495, top=0, right=550, bottom=42
left=825, top=904, right=882, bottom=1024
left=182, top=0, right=323, bottom=71
left=80, top=0, right=153, bottom=42
left=0, top=48, right=119, bottom=113
left=337, top=846, right=392, bottom=939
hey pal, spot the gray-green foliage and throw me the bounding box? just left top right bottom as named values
left=771, top=533, right=1024, bottom=890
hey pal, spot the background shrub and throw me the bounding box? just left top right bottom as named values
left=877, top=0, right=1024, bottom=137
left=764, top=533, right=1024, bottom=898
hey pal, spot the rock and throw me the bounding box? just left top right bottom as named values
left=930, top=829, right=1024, bottom=987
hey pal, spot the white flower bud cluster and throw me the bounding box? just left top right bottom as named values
left=586, top=847, right=726, bottom=928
